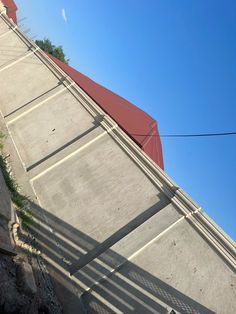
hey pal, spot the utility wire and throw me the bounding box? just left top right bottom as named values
left=132, top=131, right=236, bottom=138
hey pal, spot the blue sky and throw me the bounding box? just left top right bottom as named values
left=14, top=0, right=236, bottom=240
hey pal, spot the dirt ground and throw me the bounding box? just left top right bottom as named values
left=0, top=165, right=62, bottom=314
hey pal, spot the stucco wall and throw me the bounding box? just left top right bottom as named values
left=0, top=14, right=235, bottom=314
left=83, top=218, right=236, bottom=313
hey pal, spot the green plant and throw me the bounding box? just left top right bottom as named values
left=0, top=134, right=33, bottom=226
left=35, top=38, right=69, bottom=64
left=0, top=132, right=5, bottom=150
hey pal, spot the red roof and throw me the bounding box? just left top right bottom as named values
left=48, top=55, right=164, bottom=169
left=1, top=0, right=17, bottom=23
left=3, top=0, right=164, bottom=169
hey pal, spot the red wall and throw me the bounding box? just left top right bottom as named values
left=1, top=0, right=17, bottom=23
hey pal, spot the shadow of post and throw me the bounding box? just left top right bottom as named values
left=23, top=200, right=215, bottom=314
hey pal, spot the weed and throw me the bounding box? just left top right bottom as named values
left=0, top=132, right=5, bottom=150
left=0, top=133, right=33, bottom=226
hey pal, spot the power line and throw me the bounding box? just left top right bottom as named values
left=132, top=131, right=236, bottom=138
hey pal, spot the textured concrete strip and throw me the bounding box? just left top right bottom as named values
left=0, top=31, right=28, bottom=67
left=0, top=14, right=8, bottom=34
left=73, top=204, right=182, bottom=290
left=0, top=49, right=27, bottom=68
left=6, top=84, right=69, bottom=123
left=0, top=24, right=17, bottom=39
left=69, top=199, right=171, bottom=275
left=28, top=127, right=105, bottom=180
left=26, top=124, right=99, bottom=172
left=5, top=84, right=65, bottom=121
left=7, top=89, right=102, bottom=168
left=0, top=53, right=60, bottom=116
left=0, top=47, right=38, bottom=73
left=30, top=129, right=109, bottom=181
left=83, top=219, right=236, bottom=314
left=30, top=132, right=162, bottom=246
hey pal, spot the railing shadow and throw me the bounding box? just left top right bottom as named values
left=24, top=199, right=215, bottom=314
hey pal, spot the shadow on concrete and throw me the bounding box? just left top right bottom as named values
left=4, top=82, right=62, bottom=118
left=69, top=196, right=170, bottom=275
left=23, top=199, right=215, bottom=314
left=0, top=46, right=34, bottom=70
left=26, top=119, right=101, bottom=172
